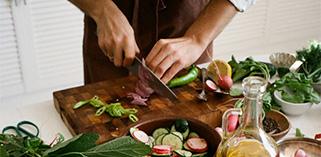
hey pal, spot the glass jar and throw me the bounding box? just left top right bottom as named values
left=216, top=76, right=279, bottom=157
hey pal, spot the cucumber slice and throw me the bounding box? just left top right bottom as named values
left=147, top=136, right=155, bottom=148
left=188, top=132, right=199, bottom=139
left=170, top=124, right=176, bottom=132
left=162, top=134, right=183, bottom=150
left=182, top=127, right=190, bottom=140
left=174, top=150, right=192, bottom=157
left=172, top=132, right=184, bottom=141
left=191, top=152, right=208, bottom=157
left=130, top=127, right=138, bottom=135
left=155, top=134, right=166, bottom=145
left=153, top=128, right=169, bottom=139
left=151, top=153, right=171, bottom=157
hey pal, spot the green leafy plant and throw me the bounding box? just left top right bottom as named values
left=0, top=134, right=50, bottom=157
left=297, top=40, right=321, bottom=83
left=270, top=72, right=320, bottom=104
left=228, top=56, right=275, bottom=82
left=234, top=91, right=279, bottom=114
left=0, top=133, right=151, bottom=157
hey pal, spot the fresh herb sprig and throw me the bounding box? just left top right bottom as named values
left=297, top=41, right=321, bottom=83
left=270, top=72, right=320, bottom=104
left=228, top=56, right=275, bottom=82
left=0, top=133, right=151, bottom=157
left=73, top=96, right=139, bottom=122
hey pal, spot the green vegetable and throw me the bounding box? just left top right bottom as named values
left=228, top=56, right=273, bottom=82
left=229, top=87, right=243, bottom=97
left=234, top=92, right=278, bottom=114
left=295, top=128, right=305, bottom=138
left=175, top=119, right=189, bottom=133
left=44, top=133, right=98, bottom=156
left=297, top=41, right=321, bottom=83
left=73, top=96, right=139, bottom=122
left=168, top=65, right=199, bottom=88
left=270, top=72, right=320, bottom=104
left=0, top=134, right=50, bottom=157
left=0, top=133, right=151, bottom=157
left=277, top=67, right=290, bottom=78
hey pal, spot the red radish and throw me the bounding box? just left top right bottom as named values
left=131, top=130, right=149, bottom=143
left=227, top=114, right=239, bottom=132
left=184, top=142, right=192, bottom=151
left=152, top=145, right=172, bottom=155
left=186, top=138, right=208, bottom=153
left=218, top=76, right=233, bottom=90
left=205, top=79, right=217, bottom=91
left=215, top=127, right=223, bottom=137
left=315, top=133, right=321, bottom=140
left=294, top=149, right=307, bottom=157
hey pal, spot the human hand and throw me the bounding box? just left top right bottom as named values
left=95, top=1, right=139, bottom=67
left=145, top=36, right=206, bottom=83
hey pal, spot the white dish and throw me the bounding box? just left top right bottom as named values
left=273, top=91, right=312, bottom=116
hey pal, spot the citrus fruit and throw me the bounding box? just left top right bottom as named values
left=207, top=60, right=232, bottom=84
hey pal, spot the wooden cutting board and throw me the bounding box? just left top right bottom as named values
left=53, top=75, right=237, bottom=143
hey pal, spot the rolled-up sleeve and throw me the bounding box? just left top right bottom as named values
left=228, top=0, right=256, bottom=12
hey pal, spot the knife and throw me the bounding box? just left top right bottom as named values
left=128, top=57, right=178, bottom=101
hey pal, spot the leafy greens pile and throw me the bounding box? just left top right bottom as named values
left=0, top=133, right=151, bottom=157
left=297, top=40, right=321, bottom=83
left=73, top=96, right=139, bottom=122
left=270, top=72, right=320, bottom=104
left=228, top=56, right=276, bottom=82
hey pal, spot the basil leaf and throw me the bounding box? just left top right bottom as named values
left=44, top=133, right=98, bottom=157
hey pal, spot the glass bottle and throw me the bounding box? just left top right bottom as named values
left=216, top=76, right=279, bottom=157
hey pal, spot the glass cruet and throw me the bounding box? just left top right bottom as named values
left=216, top=76, right=279, bottom=157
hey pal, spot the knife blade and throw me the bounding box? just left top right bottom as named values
left=128, top=57, right=178, bottom=101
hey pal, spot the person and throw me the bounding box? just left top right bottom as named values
left=69, top=0, right=255, bottom=84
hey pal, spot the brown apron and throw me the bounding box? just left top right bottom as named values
left=83, top=0, right=212, bottom=84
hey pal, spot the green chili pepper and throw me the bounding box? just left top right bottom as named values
left=89, top=96, right=105, bottom=108
left=167, top=65, right=199, bottom=88
left=128, top=114, right=139, bottom=122
left=95, top=106, right=107, bottom=116
left=73, top=100, right=90, bottom=109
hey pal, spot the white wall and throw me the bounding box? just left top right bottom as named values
left=1, top=0, right=321, bottom=106
left=214, top=0, right=321, bottom=60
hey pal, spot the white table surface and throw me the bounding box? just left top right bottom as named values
left=0, top=54, right=320, bottom=144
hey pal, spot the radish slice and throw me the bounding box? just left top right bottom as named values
left=132, top=130, right=149, bottom=143
left=315, top=133, right=321, bottom=140
left=227, top=114, right=239, bottom=132
left=186, top=138, right=208, bottom=153
left=206, top=79, right=217, bottom=91
left=152, top=145, right=172, bottom=155
left=294, top=149, right=307, bottom=157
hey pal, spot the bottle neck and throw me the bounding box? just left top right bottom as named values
left=242, top=94, right=263, bottom=128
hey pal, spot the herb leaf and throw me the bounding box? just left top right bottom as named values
left=228, top=56, right=273, bottom=82
left=44, top=133, right=98, bottom=157
left=55, top=136, right=151, bottom=157
left=271, top=72, right=320, bottom=104
left=295, top=128, right=305, bottom=138
left=297, top=40, right=321, bottom=83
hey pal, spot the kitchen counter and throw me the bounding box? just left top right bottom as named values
left=0, top=54, right=320, bottom=143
